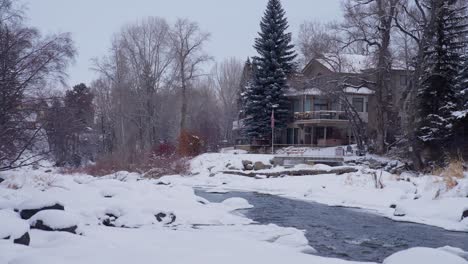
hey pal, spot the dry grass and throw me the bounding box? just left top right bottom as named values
left=431, top=157, right=466, bottom=191
left=431, top=158, right=465, bottom=178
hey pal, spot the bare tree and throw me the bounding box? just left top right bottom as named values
left=211, top=57, right=243, bottom=142
left=341, top=0, right=400, bottom=154
left=0, top=0, right=76, bottom=171
left=296, top=21, right=340, bottom=66
left=170, top=18, right=211, bottom=133
left=119, top=17, right=173, bottom=149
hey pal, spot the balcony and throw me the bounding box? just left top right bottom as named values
left=294, top=111, right=349, bottom=125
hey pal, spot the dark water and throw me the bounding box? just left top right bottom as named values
left=196, top=190, right=468, bottom=263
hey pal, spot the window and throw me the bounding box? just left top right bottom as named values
left=352, top=97, right=364, bottom=113
left=293, top=100, right=301, bottom=113
left=400, top=75, right=407, bottom=86
left=287, top=128, right=299, bottom=145
left=304, top=98, right=312, bottom=112
left=314, top=99, right=329, bottom=111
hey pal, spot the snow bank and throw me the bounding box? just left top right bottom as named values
left=439, top=246, right=468, bottom=260
left=383, top=247, right=468, bottom=264
left=16, top=196, right=64, bottom=212
left=0, top=210, right=29, bottom=239
left=2, top=168, right=348, bottom=264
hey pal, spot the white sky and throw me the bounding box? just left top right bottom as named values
left=24, top=0, right=342, bottom=88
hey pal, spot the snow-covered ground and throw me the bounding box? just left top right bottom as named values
left=0, top=151, right=467, bottom=264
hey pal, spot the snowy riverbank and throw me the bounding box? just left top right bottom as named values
left=167, top=153, right=468, bottom=232
left=0, top=154, right=467, bottom=264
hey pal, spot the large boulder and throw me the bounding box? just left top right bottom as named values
left=253, top=161, right=272, bottom=171
left=29, top=210, right=79, bottom=234
left=17, top=198, right=64, bottom=220
left=0, top=210, right=30, bottom=246
left=0, top=177, right=4, bottom=184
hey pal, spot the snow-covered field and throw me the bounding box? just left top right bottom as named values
left=0, top=152, right=467, bottom=264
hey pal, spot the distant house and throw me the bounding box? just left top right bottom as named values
left=235, top=53, right=411, bottom=149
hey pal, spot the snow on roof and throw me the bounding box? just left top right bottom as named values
left=314, top=53, right=412, bottom=73
left=286, top=87, right=374, bottom=97
left=316, top=54, right=371, bottom=74
left=343, top=87, right=375, bottom=95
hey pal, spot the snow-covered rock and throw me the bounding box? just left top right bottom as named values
left=393, top=206, right=406, bottom=217
left=383, top=247, right=468, bottom=264
left=16, top=197, right=64, bottom=220
left=29, top=210, right=79, bottom=234
left=155, top=212, right=176, bottom=225
left=221, top=197, right=253, bottom=211
left=0, top=210, right=30, bottom=245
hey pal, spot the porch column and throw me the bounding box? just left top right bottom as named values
left=348, top=127, right=351, bottom=145
left=324, top=126, right=327, bottom=146
left=311, top=126, right=314, bottom=146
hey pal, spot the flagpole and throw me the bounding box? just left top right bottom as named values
left=271, top=104, right=278, bottom=155
left=272, top=107, right=275, bottom=154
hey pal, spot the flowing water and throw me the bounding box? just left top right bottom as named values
left=196, top=190, right=468, bottom=263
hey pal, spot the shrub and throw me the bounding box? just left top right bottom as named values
left=177, top=130, right=202, bottom=157
left=65, top=145, right=190, bottom=178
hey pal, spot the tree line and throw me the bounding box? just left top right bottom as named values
left=0, top=1, right=243, bottom=170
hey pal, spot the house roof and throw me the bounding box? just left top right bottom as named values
left=304, top=53, right=413, bottom=74
left=315, top=54, right=371, bottom=74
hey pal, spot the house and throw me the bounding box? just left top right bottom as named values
left=235, top=53, right=411, bottom=149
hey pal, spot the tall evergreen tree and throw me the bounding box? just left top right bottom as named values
left=416, top=0, right=468, bottom=161
left=243, top=0, right=297, bottom=140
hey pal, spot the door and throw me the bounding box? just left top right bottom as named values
left=305, top=127, right=312, bottom=145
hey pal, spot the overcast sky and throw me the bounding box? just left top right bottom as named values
left=25, top=0, right=342, bottom=88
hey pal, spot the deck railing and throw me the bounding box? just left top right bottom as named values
left=294, top=111, right=348, bottom=121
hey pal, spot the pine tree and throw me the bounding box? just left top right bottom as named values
left=459, top=57, right=468, bottom=116
left=243, top=0, right=297, bottom=140
left=416, top=0, right=468, bottom=161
